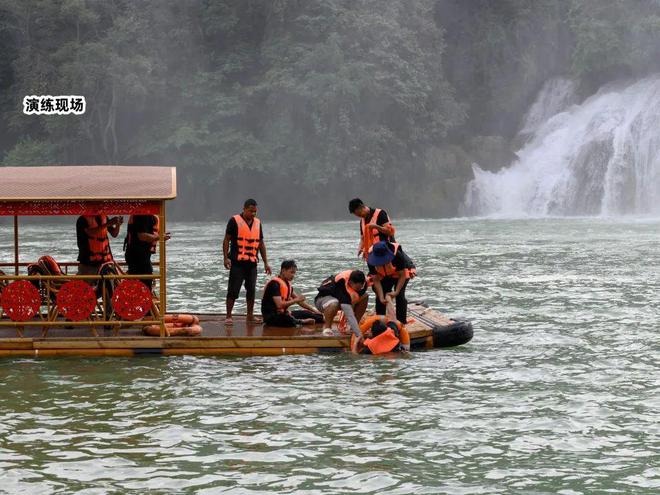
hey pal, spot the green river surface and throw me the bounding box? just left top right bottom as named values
left=0, top=218, right=658, bottom=494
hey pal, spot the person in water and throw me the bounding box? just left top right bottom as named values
left=353, top=293, right=410, bottom=355
left=367, top=240, right=416, bottom=324
left=76, top=215, right=122, bottom=276
left=348, top=198, right=396, bottom=261
left=123, top=214, right=171, bottom=289
left=261, top=260, right=324, bottom=327
left=223, top=198, right=271, bottom=324
left=314, top=270, right=369, bottom=347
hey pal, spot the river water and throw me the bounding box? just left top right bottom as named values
left=0, top=218, right=658, bottom=494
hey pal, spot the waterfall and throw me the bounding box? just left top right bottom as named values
left=519, top=77, right=578, bottom=137
left=463, top=75, right=660, bottom=216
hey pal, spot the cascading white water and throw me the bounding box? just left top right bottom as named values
left=519, top=77, right=578, bottom=137
left=463, top=75, right=660, bottom=216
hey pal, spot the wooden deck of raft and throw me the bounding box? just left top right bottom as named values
left=0, top=304, right=453, bottom=357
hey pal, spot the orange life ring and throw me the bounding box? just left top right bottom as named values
left=400, top=326, right=410, bottom=351
left=38, top=255, right=64, bottom=275
left=163, top=314, right=199, bottom=325
left=142, top=323, right=202, bottom=337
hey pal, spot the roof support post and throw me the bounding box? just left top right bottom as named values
left=159, top=201, right=167, bottom=328
left=13, top=216, right=18, bottom=275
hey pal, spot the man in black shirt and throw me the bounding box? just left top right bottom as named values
left=261, top=260, right=323, bottom=327
left=223, top=199, right=271, bottom=324
left=367, top=240, right=415, bottom=323
left=348, top=198, right=396, bottom=260
left=124, top=215, right=170, bottom=289
left=314, top=270, right=369, bottom=339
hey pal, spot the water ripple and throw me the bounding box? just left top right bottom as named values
left=0, top=218, right=658, bottom=493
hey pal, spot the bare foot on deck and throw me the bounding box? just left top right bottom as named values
left=246, top=316, right=262, bottom=324
left=225, top=317, right=233, bottom=325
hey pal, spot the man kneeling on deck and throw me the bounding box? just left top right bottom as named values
left=314, top=270, right=369, bottom=347
left=261, top=260, right=324, bottom=327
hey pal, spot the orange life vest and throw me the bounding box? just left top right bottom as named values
left=360, top=208, right=395, bottom=260
left=334, top=270, right=362, bottom=306
left=84, top=215, right=112, bottom=264
left=271, top=276, right=293, bottom=313
left=233, top=214, right=261, bottom=263
left=370, top=243, right=413, bottom=280
left=125, top=215, right=160, bottom=253
left=151, top=216, right=160, bottom=253
left=365, top=328, right=400, bottom=354
left=357, top=319, right=408, bottom=354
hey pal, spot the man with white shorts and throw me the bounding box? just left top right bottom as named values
left=314, top=270, right=369, bottom=342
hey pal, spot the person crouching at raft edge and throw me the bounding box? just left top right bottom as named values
left=260, top=260, right=324, bottom=327
left=123, top=215, right=171, bottom=290
left=367, top=240, right=416, bottom=324
left=76, top=214, right=123, bottom=277
left=223, top=198, right=271, bottom=324
left=352, top=293, right=411, bottom=355
left=348, top=198, right=396, bottom=261
left=314, top=270, right=369, bottom=351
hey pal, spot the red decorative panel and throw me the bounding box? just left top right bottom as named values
left=112, top=280, right=152, bottom=321
left=0, top=200, right=160, bottom=216
left=56, top=280, right=97, bottom=321
left=0, top=280, right=41, bottom=321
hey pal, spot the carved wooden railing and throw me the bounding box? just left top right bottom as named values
left=0, top=272, right=164, bottom=338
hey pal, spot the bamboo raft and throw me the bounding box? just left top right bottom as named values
left=0, top=166, right=473, bottom=358
left=0, top=303, right=472, bottom=358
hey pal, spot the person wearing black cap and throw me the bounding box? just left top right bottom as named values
left=367, top=240, right=416, bottom=324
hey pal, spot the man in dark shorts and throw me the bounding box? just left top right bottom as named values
left=261, top=260, right=324, bottom=327
left=348, top=198, right=396, bottom=261
left=223, top=199, right=271, bottom=323
left=367, top=240, right=416, bottom=324
left=123, top=215, right=170, bottom=289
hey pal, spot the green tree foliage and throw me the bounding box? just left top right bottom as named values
left=569, top=0, right=660, bottom=86
left=0, top=0, right=658, bottom=218
left=436, top=0, right=571, bottom=137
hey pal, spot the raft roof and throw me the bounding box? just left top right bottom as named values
left=0, top=166, right=176, bottom=201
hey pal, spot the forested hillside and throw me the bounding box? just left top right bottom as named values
left=1, top=0, right=659, bottom=219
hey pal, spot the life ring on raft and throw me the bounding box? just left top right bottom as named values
left=143, top=323, right=202, bottom=337
left=163, top=314, right=200, bottom=326
left=144, top=314, right=201, bottom=336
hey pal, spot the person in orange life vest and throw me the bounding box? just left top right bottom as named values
left=314, top=270, right=369, bottom=346
left=367, top=240, right=416, bottom=324
left=123, top=215, right=171, bottom=289
left=353, top=294, right=410, bottom=354
left=223, top=198, right=272, bottom=324
left=76, top=215, right=123, bottom=276
left=261, top=260, right=324, bottom=327
left=348, top=198, right=396, bottom=260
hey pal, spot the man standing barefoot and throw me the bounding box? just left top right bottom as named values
left=223, top=199, right=271, bottom=323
